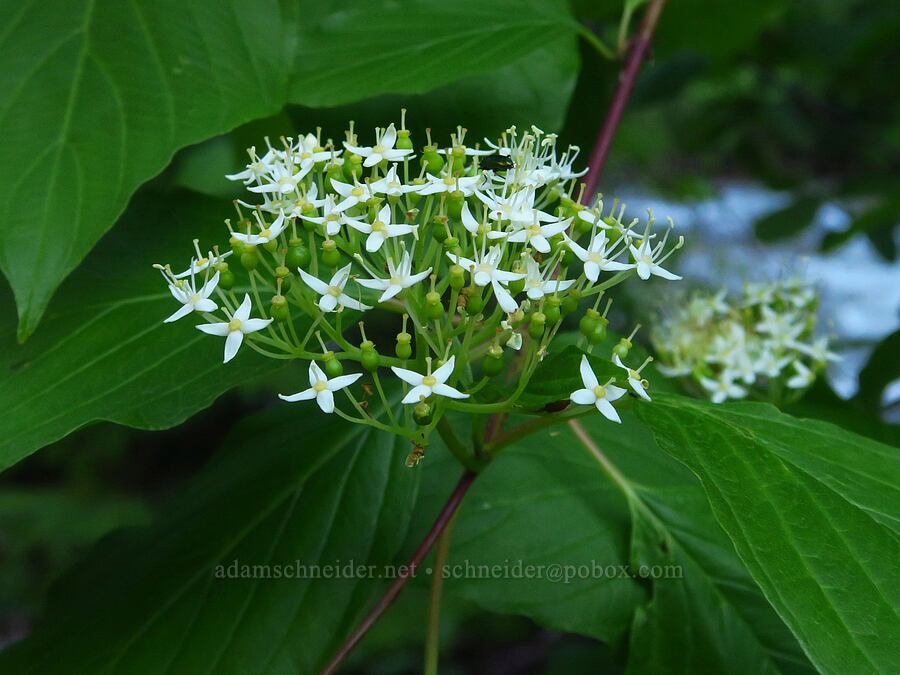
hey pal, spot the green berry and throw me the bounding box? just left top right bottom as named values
left=544, top=296, right=561, bottom=325
left=395, top=332, right=412, bottom=360
left=285, top=244, right=311, bottom=270
left=240, top=246, right=259, bottom=271
left=561, top=289, right=581, bottom=315
left=528, top=312, right=546, bottom=340
left=413, top=401, right=433, bottom=426
left=360, top=342, right=380, bottom=372
left=613, top=338, right=631, bottom=360
left=466, top=290, right=484, bottom=316
left=482, top=351, right=504, bottom=377
left=449, top=264, right=466, bottom=290
left=425, top=291, right=443, bottom=320
left=324, top=354, right=343, bottom=378
left=321, top=240, right=340, bottom=268
left=270, top=295, right=289, bottom=321
left=217, top=268, right=235, bottom=291
left=579, top=309, right=600, bottom=337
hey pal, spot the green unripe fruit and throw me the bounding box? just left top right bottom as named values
left=544, top=296, right=562, bottom=325
left=432, top=216, right=449, bottom=242
left=508, top=272, right=526, bottom=296
left=229, top=235, right=245, bottom=255
left=421, top=145, right=444, bottom=176
left=323, top=353, right=344, bottom=378
left=217, top=268, right=235, bottom=291
left=528, top=312, right=546, bottom=340
left=425, top=291, right=443, bottom=320
left=413, top=401, right=433, bottom=426
left=270, top=294, right=290, bottom=321
left=360, top=343, right=380, bottom=372
left=561, top=288, right=581, bottom=315
left=240, top=246, right=259, bottom=270
left=285, top=244, right=311, bottom=270
left=443, top=236, right=459, bottom=249
left=274, top=265, right=292, bottom=293
left=343, top=153, right=363, bottom=181
left=613, top=338, right=632, bottom=360
left=396, top=129, right=414, bottom=150
left=580, top=308, right=600, bottom=337
left=449, top=264, right=466, bottom=290
left=408, top=178, right=426, bottom=206
left=561, top=249, right=575, bottom=267
left=482, top=349, right=504, bottom=377
left=447, top=190, right=464, bottom=219
left=588, top=320, right=608, bottom=345
left=395, top=332, right=412, bottom=360
left=574, top=215, right=592, bottom=234
left=263, top=239, right=278, bottom=253
left=325, top=162, right=344, bottom=191
left=321, top=240, right=340, bottom=268
left=466, top=290, right=484, bottom=316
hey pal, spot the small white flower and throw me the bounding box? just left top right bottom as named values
left=506, top=217, right=572, bottom=253
left=225, top=146, right=276, bottom=184
left=196, top=294, right=273, bottom=363
left=300, top=194, right=352, bottom=236
left=699, top=374, right=747, bottom=404
left=297, top=264, right=372, bottom=313
left=447, top=245, right=525, bottom=313
left=356, top=251, right=431, bottom=302
left=231, top=211, right=287, bottom=246
left=345, top=204, right=417, bottom=252
left=291, top=133, right=333, bottom=172
left=786, top=361, right=815, bottom=389
left=790, top=337, right=840, bottom=363
left=612, top=353, right=652, bottom=401
left=174, top=240, right=232, bottom=279
left=629, top=237, right=682, bottom=281
left=278, top=361, right=362, bottom=414
left=460, top=202, right=507, bottom=240
left=164, top=270, right=219, bottom=323
left=570, top=355, right=627, bottom=423
left=343, top=123, right=414, bottom=166
left=391, top=356, right=469, bottom=404
left=369, top=165, right=421, bottom=197
left=565, top=232, right=633, bottom=282
left=501, top=320, right=522, bottom=350
left=476, top=186, right=555, bottom=226
left=248, top=160, right=308, bottom=195
left=329, top=176, right=373, bottom=210
left=417, top=172, right=483, bottom=197
left=522, top=258, right=575, bottom=300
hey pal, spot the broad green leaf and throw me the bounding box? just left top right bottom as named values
left=407, top=411, right=813, bottom=672
left=639, top=394, right=900, bottom=674
left=0, top=403, right=421, bottom=674
left=0, top=0, right=580, bottom=341
left=0, top=190, right=288, bottom=471
left=753, top=197, right=821, bottom=242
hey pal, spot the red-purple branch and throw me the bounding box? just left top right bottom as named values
left=580, top=0, right=667, bottom=204
left=320, top=470, right=477, bottom=675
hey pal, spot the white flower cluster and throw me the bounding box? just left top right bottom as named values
left=651, top=279, right=839, bottom=403
left=155, top=114, right=684, bottom=456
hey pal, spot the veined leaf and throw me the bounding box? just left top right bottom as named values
left=640, top=394, right=900, bottom=674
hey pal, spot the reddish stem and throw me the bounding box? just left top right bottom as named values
left=580, top=0, right=667, bottom=204
left=319, top=470, right=478, bottom=675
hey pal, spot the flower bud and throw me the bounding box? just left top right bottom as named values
left=321, top=239, right=340, bottom=268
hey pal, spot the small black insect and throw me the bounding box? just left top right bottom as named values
left=479, top=153, right=514, bottom=171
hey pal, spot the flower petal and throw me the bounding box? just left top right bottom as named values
left=223, top=331, right=244, bottom=363
left=196, top=322, right=230, bottom=336
left=579, top=355, right=599, bottom=389
left=570, top=388, right=596, bottom=405
left=328, top=373, right=363, bottom=391
left=234, top=294, right=253, bottom=321
left=279, top=388, right=317, bottom=402
left=432, top=382, right=469, bottom=399
left=595, top=398, right=622, bottom=423
left=316, top=389, right=335, bottom=413
left=432, top=356, right=456, bottom=383
left=390, top=366, right=424, bottom=386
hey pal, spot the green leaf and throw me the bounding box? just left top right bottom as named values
left=0, top=189, right=288, bottom=471
left=856, top=328, right=900, bottom=411
left=0, top=0, right=580, bottom=341
left=753, top=197, right=821, bottom=242
left=821, top=199, right=900, bottom=261
left=0, top=404, right=422, bottom=674
left=408, top=411, right=813, bottom=672
left=639, top=394, right=900, bottom=674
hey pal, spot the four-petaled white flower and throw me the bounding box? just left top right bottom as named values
left=447, top=245, right=525, bottom=313
left=460, top=202, right=507, bottom=240
left=248, top=160, right=309, bottom=195
left=345, top=204, right=417, bottom=252
left=786, top=361, right=815, bottom=389
left=174, top=249, right=232, bottom=279
left=369, top=165, right=421, bottom=197
left=356, top=251, right=432, bottom=302
left=565, top=232, right=634, bottom=282
left=507, top=217, right=572, bottom=253
left=196, top=294, right=273, bottom=363
left=343, top=123, right=414, bottom=167
left=522, top=258, right=574, bottom=300
left=629, top=237, right=682, bottom=281
left=699, top=374, right=747, bottom=404
left=231, top=211, right=287, bottom=246
left=476, top=187, right=554, bottom=226
left=225, top=147, right=276, bottom=184
left=300, top=194, right=351, bottom=236
left=570, top=355, right=627, bottom=423
left=164, top=270, right=219, bottom=323
left=298, top=264, right=372, bottom=312
left=418, top=172, right=483, bottom=197
left=279, top=361, right=362, bottom=414
left=612, top=353, right=652, bottom=401
left=391, top=357, right=469, bottom=404
left=292, top=133, right=334, bottom=173
left=329, top=176, right=372, bottom=210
